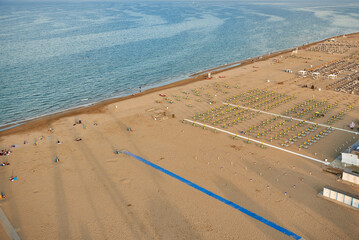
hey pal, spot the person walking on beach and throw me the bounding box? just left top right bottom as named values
left=139, top=86, right=142, bottom=93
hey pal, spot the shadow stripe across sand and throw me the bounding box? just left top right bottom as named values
left=0, top=207, right=20, bottom=240
left=121, top=150, right=304, bottom=240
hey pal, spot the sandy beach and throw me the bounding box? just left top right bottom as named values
left=1, top=33, right=359, bottom=240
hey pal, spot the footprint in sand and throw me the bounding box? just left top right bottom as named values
left=120, top=178, right=131, bottom=184
left=106, top=159, right=117, bottom=163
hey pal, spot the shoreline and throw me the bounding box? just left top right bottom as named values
left=1, top=29, right=359, bottom=240
left=0, top=31, right=357, bottom=137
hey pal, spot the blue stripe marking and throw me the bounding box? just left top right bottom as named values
left=121, top=150, right=302, bottom=240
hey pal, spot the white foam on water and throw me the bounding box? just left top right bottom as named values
left=48, top=26, right=82, bottom=34
left=77, top=15, right=120, bottom=24
left=0, top=15, right=12, bottom=20
left=244, top=9, right=285, bottom=22
left=1, top=1, right=358, bottom=128
left=296, top=7, right=359, bottom=28
left=1, top=14, right=224, bottom=66
left=33, top=16, right=53, bottom=25
left=331, top=14, right=359, bottom=27
left=123, top=10, right=168, bottom=26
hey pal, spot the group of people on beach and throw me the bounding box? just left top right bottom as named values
left=0, top=149, right=11, bottom=156
left=0, top=161, right=10, bottom=167
left=0, top=192, right=5, bottom=200
left=73, top=119, right=82, bottom=126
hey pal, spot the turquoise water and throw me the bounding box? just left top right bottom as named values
left=0, top=1, right=359, bottom=127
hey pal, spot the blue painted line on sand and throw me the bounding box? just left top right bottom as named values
left=121, top=150, right=303, bottom=240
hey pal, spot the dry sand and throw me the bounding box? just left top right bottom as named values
left=1, top=33, right=359, bottom=240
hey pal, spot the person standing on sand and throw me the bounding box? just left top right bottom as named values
left=139, top=86, right=142, bottom=93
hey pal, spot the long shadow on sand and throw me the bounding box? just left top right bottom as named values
left=67, top=139, right=110, bottom=239
left=69, top=126, right=150, bottom=239
left=235, top=148, right=353, bottom=239
left=145, top=196, right=202, bottom=239
left=50, top=130, right=71, bottom=240
left=213, top=175, right=288, bottom=240
left=0, top=155, right=23, bottom=239
left=81, top=115, right=201, bottom=239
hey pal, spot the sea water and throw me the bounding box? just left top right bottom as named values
left=0, top=1, right=359, bottom=128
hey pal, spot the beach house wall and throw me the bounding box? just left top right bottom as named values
left=342, top=171, right=359, bottom=185
left=342, top=152, right=359, bottom=166
left=322, top=187, right=359, bottom=209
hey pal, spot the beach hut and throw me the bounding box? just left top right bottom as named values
left=298, top=70, right=307, bottom=76
left=342, top=152, right=359, bottom=166
left=342, top=171, right=359, bottom=185
left=321, top=187, right=359, bottom=209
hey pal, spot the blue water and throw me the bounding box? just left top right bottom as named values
left=1, top=1, right=359, bottom=128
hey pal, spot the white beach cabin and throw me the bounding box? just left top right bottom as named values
left=342, top=152, right=359, bottom=166
left=298, top=70, right=307, bottom=76
left=342, top=171, right=359, bottom=185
